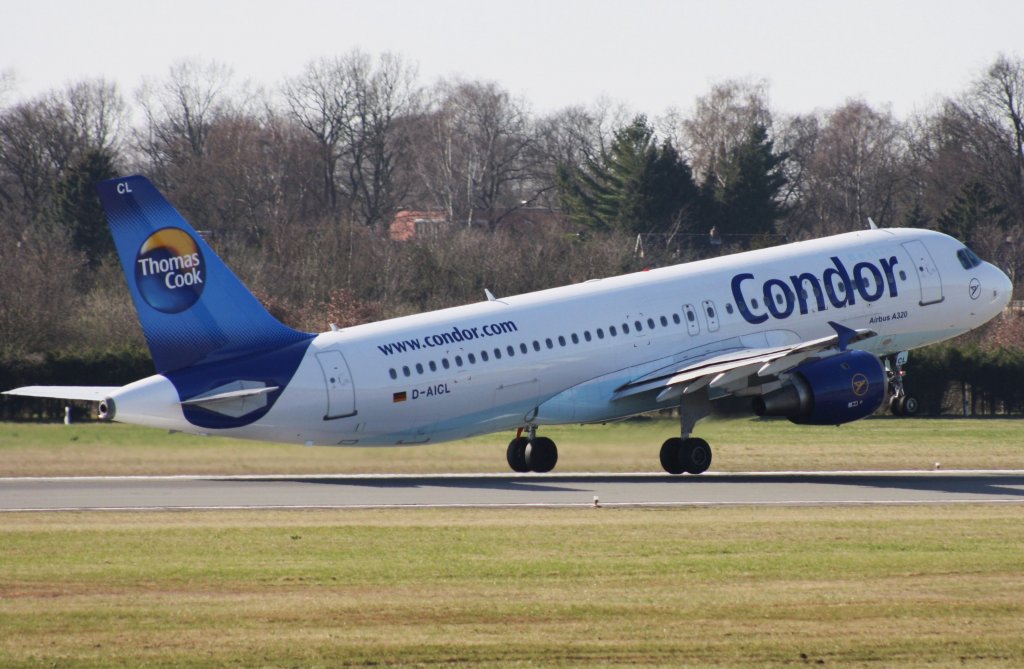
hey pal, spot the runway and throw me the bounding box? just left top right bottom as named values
left=3, top=470, right=1024, bottom=511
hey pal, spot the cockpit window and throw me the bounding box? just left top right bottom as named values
left=957, top=247, right=983, bottom=270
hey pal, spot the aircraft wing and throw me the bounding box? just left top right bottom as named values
left=3, top=386, right=119, bottom=401
left=613, top=322, right=876, bottom=403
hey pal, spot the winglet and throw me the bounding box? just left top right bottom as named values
left=828, top=321, right=858, bottom=351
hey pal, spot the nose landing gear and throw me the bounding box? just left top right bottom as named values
left=887, top=351, right=919, bottom=416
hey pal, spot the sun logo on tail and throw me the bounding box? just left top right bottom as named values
left=134, top=227, right=205, bottom=313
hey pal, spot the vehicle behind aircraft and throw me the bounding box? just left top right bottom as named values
left=5, top=176, right=1014, bottom=474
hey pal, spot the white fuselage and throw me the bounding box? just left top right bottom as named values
left=109, top=228, right=1012, bottom=445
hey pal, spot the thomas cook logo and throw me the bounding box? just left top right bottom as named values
left=851, top=373, right=869, bottom=397
left=134, top=228, right=205, bottom=313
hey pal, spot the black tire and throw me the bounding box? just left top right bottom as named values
left=889, top=395, right=903, bottom=416
left=506, top=436, right=530, bottom=473
left=660, top=437, right=685, bottom=475
left=899, top=395, right=919, bottom=416
left=525, top=436, right=558, bottom=473
left=680, top=437, right=712, bottom=475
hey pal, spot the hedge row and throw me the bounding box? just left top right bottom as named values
left=902, top=345, right=1024, bottom=416
left=0, top=347, right=153, bottom=421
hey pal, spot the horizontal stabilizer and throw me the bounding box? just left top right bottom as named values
left=179, top=381, right=279, bottom=418
left=2, top=386, right=118, bottom=402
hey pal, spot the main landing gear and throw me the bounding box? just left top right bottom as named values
left=659, top=437, right=712, bottom=475
left=506, top=427, right=558, bottom=473
left=887, top=351, right=919, bottom=417
left=660, top=388, right=713, bottom=475
left=508, top=390, right=716, bottom=475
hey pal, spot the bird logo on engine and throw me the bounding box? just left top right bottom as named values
left=851, top=372, right=869, bottom=397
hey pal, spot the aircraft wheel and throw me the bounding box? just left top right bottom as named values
left=506, top=436, right=530, bottom=473
left=681, top=437, right=712, bottom=475
left=525, top=436, right=558, bottom=473
left=898, top=395, right=919, bottom=416
left=889, top=396, right=903, bottom=416
left=659, top=437, right=685, bottom=475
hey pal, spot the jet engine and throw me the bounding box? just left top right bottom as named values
left=752, top=350, right=886, bottom=425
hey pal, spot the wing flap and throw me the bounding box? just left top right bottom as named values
left=615, top=323, right=876, bottom=402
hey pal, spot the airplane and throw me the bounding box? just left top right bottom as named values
left=4, top=175, right=1013, bottom=474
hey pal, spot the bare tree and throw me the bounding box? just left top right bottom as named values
left=681, top=79, right=773, bottom=185
left=281, top=56, right=353, bottom=213
left=0, top=80, right=126, bottom=230
left=971, top=54, right=1024, bottom=224
left=412, top=79, right=542, bottom=227
left=136, top=59, right=233, bottom=179
left=786, top=100, right=908, bottom=237
left=341, top=51, right=419, bottom=229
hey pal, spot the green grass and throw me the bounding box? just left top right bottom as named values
left=1, top=416, right=1022, bottom=476
left=1, top=506, right=1023, bottom=667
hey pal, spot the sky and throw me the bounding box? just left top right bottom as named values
left=3, top=0, right=1023, bottom=119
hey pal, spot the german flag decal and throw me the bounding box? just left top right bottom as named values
left=393, top=391, right=407, bottom=403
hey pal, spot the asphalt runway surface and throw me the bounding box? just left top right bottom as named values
left=3, top=471, right=1024, bottom=511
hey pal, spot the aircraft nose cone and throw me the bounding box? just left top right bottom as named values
left=991, top=265, right=1014, bottom=308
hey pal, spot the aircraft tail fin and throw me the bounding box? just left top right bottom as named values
left=97, top=175, right=312, bottom=374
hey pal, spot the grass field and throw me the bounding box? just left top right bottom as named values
left=2, top=506, right=1024, bottom=668
left=3, top=419, right=1023, bottom=667
left=1, top=416, right=1022, bottom=476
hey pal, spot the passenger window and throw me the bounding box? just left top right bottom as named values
left=584, top=331, right=592, bottom=342
left=480, top=351, right=488, bottom=362
left=429, top=361, right=437, bottom=372
left=520, top=343, right=528, bottom=354
left=533, top=341, right=541, bottom=351
left=673, top=313, right=681, bottom=324
left=416, top=363, right=423, bottom=374
left=545, top=338, right=553, bottom=349
left=558, top=335, right=566, bottom=346
left=660, top=316, right=668, bottom=327
left=455, top=355, right=463, bottom=367
left=571, top=333, right=579, bottom=344
left=610, top=326, right=617, bottom=336
left=442, top=358, right=450, bottom=369
left=389, top=368, right=397, bottom=380
left=402, top=366, right=411, bottom=377
left=623, top=323, right=630, bottom=334
left=634, top=320, right=642, bottom=331
left=494, top=348, right=501, bottom=359
left=597, top=328, right=604, bottom=339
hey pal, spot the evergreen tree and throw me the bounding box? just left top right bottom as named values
left=558, top=116, right=699, bottom=235
left=901, top=200, right=931, bottom=229
left=707, top=123, right=787, bottom=237
left=55, top=150, right=119, bottom=268
left=937, top=180, right=1008, bottom=243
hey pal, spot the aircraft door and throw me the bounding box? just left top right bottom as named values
left=316, top=350, right=357, bottom=420
left=902, top=240, right=944, bottom=305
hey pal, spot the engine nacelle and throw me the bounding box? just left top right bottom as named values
left=752, top=350, right=886, bottom=425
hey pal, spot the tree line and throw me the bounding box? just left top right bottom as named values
left=1, top=52, right=1023, bottom=415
